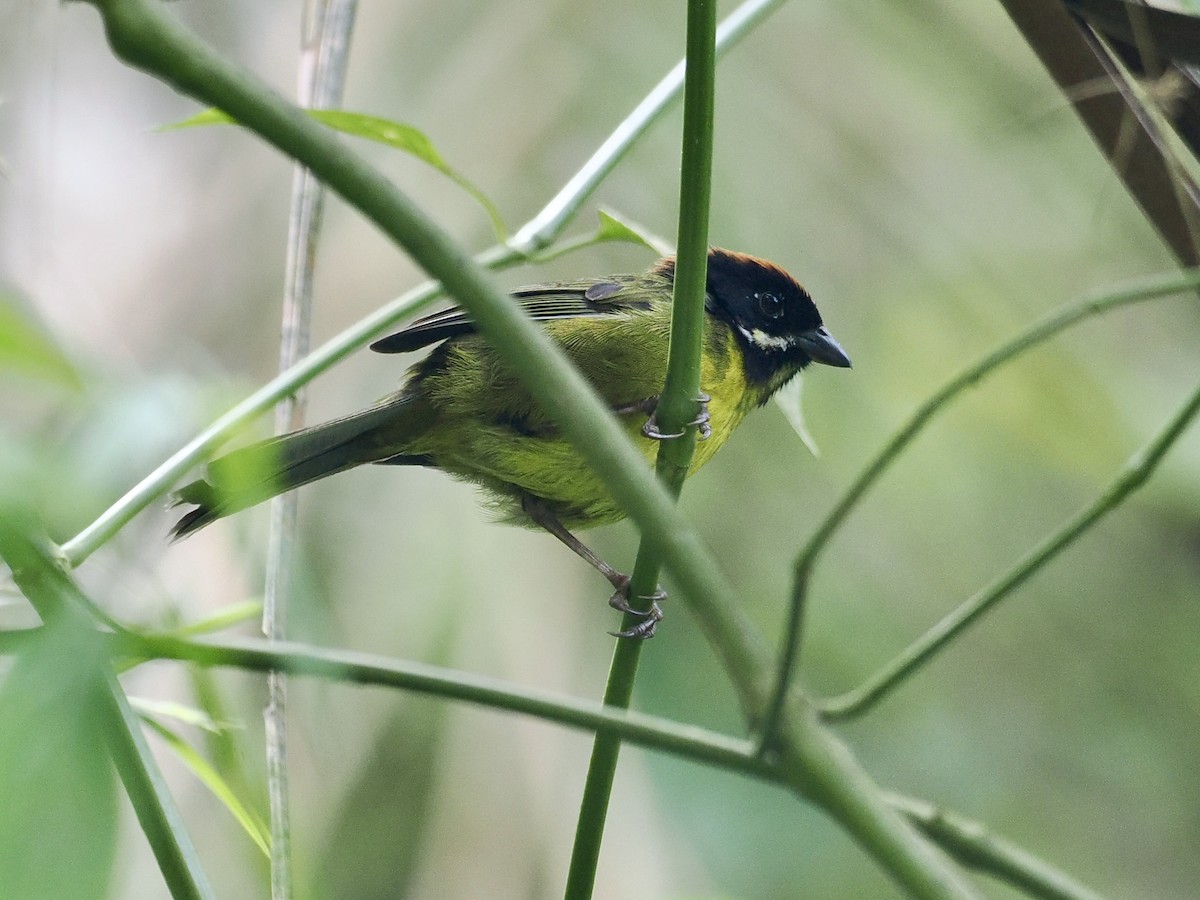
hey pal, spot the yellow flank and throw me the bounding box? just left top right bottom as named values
left=403, top=303, right=760, bottom=529
left=171, top=249, right=846, bottom=547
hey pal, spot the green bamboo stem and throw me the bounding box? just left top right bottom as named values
left=565, top=0, right=718, bottom=894
left=119, top=632, right=765, bottom=774
left=76, top=0, right=981, bottom=893
left=510, top=0, right=786, bottom=253
left=59, top=0, right=786, bottom=570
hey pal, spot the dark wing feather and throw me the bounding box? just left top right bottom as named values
left=369, top=278, right=649, bottom=354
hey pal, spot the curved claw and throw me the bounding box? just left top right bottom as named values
left=610, top=611, right=662, bottom=640
left=642, top=394, right=712, bottom=441
left=608, top=587, right=666, bottom=640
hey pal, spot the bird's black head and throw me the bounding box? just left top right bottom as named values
left=657, top=249, right=850, bottom=396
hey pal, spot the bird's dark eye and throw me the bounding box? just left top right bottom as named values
left=755, top=291, right=784, bottom=319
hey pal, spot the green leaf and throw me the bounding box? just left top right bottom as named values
left=529, top=208, right=673, bottom=264
left=306, top=110, right=444, bottom=161
left=0, top=292, right=82, bottom=388
left=0, top=629, right=118, bottom=900
left=315, top=110, right=507, bottom=240
left=130, top=697, right=231, bottom=733
left=169, top=599, right=263, bottom=638
left=142, top=717, right=270, bottom=858
left=165, top=108, right=507, bottom=240
left=159, top=108, right=231, bottom=130
left=773, top=375, right=820, bottom=457
left=593, top=208, right=672, bottom=255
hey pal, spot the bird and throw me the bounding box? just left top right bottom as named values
left=171, top=248, right=851, bottom=637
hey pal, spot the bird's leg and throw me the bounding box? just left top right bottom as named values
left=638, top=393, right=712, bottom=441
left=523, top=496, right=625, bottom=588
left=521, top=495, right=664, bottom=639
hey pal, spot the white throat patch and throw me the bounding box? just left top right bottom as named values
left=737, top=325, right=794, bottom=352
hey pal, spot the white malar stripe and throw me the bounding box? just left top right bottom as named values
left=738, top=325, right=794, bottom=351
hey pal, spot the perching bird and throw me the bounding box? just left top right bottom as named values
left=172, top=248, right=850, bottom=637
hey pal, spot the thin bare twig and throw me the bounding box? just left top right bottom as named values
left=822, top=372, right=1200, bottom=719
left=264, top=2, right=358, bottom=896
left=758, top=268, right=1200, bottom=749
left=58, top=0, right=785, bottom=569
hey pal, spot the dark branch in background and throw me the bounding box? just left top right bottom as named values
left=1062, top=0, right=1200, bottom=66
left=1069, top=0, right=1200, bottom=155
left=997, top=0, right=1200, bottom=266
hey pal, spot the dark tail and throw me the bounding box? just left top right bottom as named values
left=171, top=395, right=432, bottom=539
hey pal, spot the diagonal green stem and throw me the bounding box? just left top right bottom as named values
left=887, top=793, right=1103, bottom=900
left=510, top=0, right=786, bottom=254
left=565, top=0, right=718, bottom=894
left=0, top=522, right=215, bottom=900
left=59, top=261, right=490, bottom=568
left=758, top=268, right=1200, bottom=748
left=74, top=1, right=982, bottom=893
left=821, top=372, right=1200, bottom=719
left=58, top=0, right=786, bottom=570
left=118, top=632, right=765, bottom=774
left=0, top=618, right=1102, bottom=899
left=108, top=629, right=1094, bottom=899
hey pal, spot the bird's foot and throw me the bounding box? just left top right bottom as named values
left=642, top=393, right=712, bottom=441
left=608, top=579, right=666, bottom=640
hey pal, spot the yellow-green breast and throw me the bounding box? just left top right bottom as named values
left=403, top=302, right=759, bottom=529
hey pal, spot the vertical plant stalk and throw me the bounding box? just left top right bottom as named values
left=57, top=0, right=786, bottom=569
left=564, top=0, right=718, bottom=895
left=263, top=1, right=358, bottom=896
left=511, top=0, right=784, bottom=253
left=80, top=1, right=983, bottom=893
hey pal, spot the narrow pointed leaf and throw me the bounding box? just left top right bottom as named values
left=594, top=208, right=673, bottom=255
left=142, top=717, right=270, bottom=857
left=773, top=375, right=820, bottom=457
left=165, top=108, right=506, bottom=239
left=130, top=697, right=230, bottom=733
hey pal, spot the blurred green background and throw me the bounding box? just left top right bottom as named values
left=3, top=0, right=1199, bottom=897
